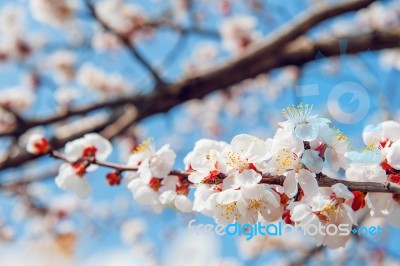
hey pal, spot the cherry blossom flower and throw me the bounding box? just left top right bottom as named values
left=309, top=125, right=349, bottom=172
left=265, top=127, right=321, bottom=198
left=53, top=134, right=111, bottom=197
left=363, top=120, right=400, bottom=149
left=184, top=139, right=229, bottom=184
left=55, top=163, right=92, bottom=198
left=47, top=50, right=76, bottom=84
left=64, top=133, right=112, bottom=163
left=0, top=87, right=35, bottom=113
left=203, top=183, right=280, bottom=225
left=26, top=134, right=51, bottom=155
left=282, top=104, right=330, bottom=141
left=223, top=134, right=273, bottom=188
left=126, top=139, right=176, bottom=183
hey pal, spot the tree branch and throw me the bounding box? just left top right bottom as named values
left=45, top=149, right=400, bottom=195
left=2, top=26, right=400, bottom=170
left=0, top=0, right=376, bottom=139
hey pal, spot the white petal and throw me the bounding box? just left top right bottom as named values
left=127, top=178, right=144, bottom=193
left=264, top=187, right=280, bottom=208
left=283, top=171, right=298, bottom=198
left=236, top=169, right=261, bottom=187
left=232, top=134, right=273, bottom=161
left=366, top=193, right=393, bottom=216
left=294, top=124, right=319, bottom=141
left=159, top=190, right=176, bottom=205
left=216, top=189, right=241, bottom=205
left=387, top=141, right=400, bottom=170
left=324, top=148, right=341, bottom=172
left=64, top=139, right=86, bottom=162
left=297, top=169, right=319, bottom=197
left=188, top=171, right=206, bottom=183
left=138, top=159, right=152, bottom=183
left=343, top=204, right=357, bottom=225
left=302, top=150, right=324, bottom=173
left=382, top=121, right=400, bottom=142
left=291, top=204, right=311, bottom=221
left=85, top=133, right=112, bottom=160
left=174, top=195, right=193, bottom=212
left=55, top=163, right=91, bottom=198
left=134, top=186, right=160, bottom=205
left=241, top=185, right=261, bottom=200
left=331, top=183, right=354, bottom=200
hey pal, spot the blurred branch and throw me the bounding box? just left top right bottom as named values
left=0, top=165, right=59, bottom=190
left=2, top=26, right=400, bottom=170
left=0, top=0, right=377, bottom=138
left=234, top=0, right=375, bottom=66
left=2, top=1, right=399, bottom=171
left=144, top=19, right=220, bottom=39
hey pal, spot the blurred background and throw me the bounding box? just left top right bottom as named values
left=0, top=0, right=400, bottom=265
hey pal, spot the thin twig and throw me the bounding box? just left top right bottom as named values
left=48, top=150, right=400, bottom=195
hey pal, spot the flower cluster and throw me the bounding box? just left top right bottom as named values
left=95, top=0, right=148, bottom=40
left=26, top=104, right=400, bottom=249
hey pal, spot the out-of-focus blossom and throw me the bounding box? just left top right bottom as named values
left=0, top=87, right=35, bottom=113
left=120, top=218, right=147, bottom=244
left=48, top=50, right=76, bottom=84
left=0, top=5, right=25, bottom=37
left=220, top=16, right=259, bottom=53
left=95, top=0, right=148, bottom=40
left=30, top=0, right=78, bottom=27
left=77, top=63, right=132, bottom=95
left=92, top=30, right=122, bottom=52
left=54, top=87, right=80, bottom=106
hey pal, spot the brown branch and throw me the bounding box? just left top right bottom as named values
left=0, top=165, right=59, bottom=190
left=234, top=0, right=376, bottom=68
left=144, top=19, right=220, bottom=39
left=47, top=149, right=400, bottom=195
left=0, top=0, right=375, bottom=139
left=2, top=26, right=400, bottom=170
